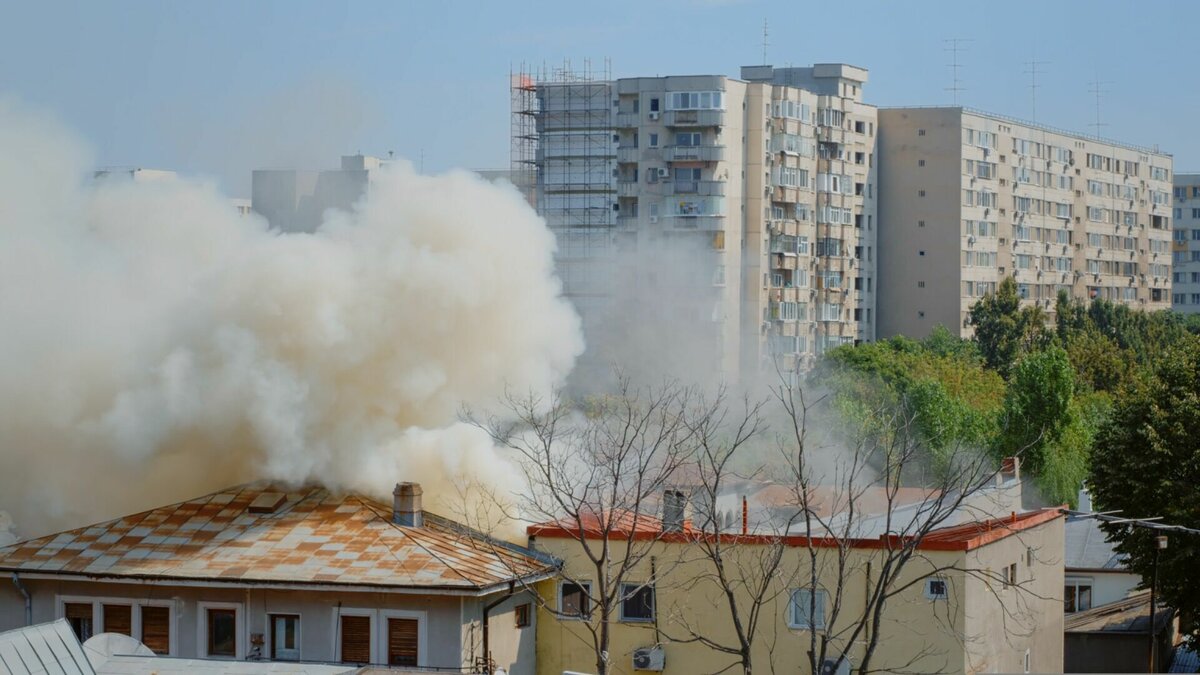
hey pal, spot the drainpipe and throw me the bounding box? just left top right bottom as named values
left=481, top=582, right=515, bottom=674
left=11, top=573, right=31, bottom=626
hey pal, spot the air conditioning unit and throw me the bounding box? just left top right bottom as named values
left=648, top=111, right=660, bottom=121
left=633, top=646, right=665, bottom=671
left=819, top=656, right=852, bottom=675
left=656, top=167, right=670, bottom=179
left=649, top=216, right=659, bottom=224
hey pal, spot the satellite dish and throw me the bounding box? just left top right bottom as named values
left=82, top=632, right=154, bottom=669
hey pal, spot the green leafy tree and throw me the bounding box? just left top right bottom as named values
left=1090, top=341, right=1200, bottom=647
left=968, top=277, right=1051, bottom=376
left=995, top=346, right=1090, bottom=504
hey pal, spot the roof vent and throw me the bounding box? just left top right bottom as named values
left=248, top=492, right=286, bottom=514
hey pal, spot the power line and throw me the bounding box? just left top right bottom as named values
left=944, top=38, right=972, bottom=105
left=1063, top=509, right=1200, bottom=537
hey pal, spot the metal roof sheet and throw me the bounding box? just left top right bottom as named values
left=1065, top=516, right=1127, bottom=570
left=0, top=484, right=551, bottom=591
left=0, top=619, right=95, bottom=675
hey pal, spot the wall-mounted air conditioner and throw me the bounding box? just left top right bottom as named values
left=633, top=646, right=665, bottom=671
left=648, top=111, right=660, bottom=121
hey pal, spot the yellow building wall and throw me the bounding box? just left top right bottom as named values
left=531, top=521, right=1062, bottom=675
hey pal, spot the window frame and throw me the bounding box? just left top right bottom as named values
left=267, top=612, right=302, bottom=662
left=381, top=609, right=426, bottom=668
left=924, top=577, right=949, bottom=600
left=56, top=595, right=176, bottom=656
left=514, top=603, right=532, bottom=628
left=619, top=582, right=656, bottom=623
left=787, top=588, right=827, bottom=630
left=197, top=601, right=244, bottom=660
left=558, top=580, right=592, bottom=620
left=333, top=607, right=375, bottom=665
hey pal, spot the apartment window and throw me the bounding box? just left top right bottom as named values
left=675, top=132, right=701, bottom=147
left=387, top=617, right=419, bottom=666
left=620, top=583, right=656, bottom=622
left=207, top=608, right=237, bottom=658
left=918, top=158, right=925, bottom=167
left=788, top=589, right=827, bottom=630
left=271, top=614, right=300, bottom=661
left=1194, top=209, right=1200, bottom=218
left=103, top=604, right=132, bottom=636
left=924, top=578, right=948, bottom=600
left=649, top=97, right=660, bottom=112
left=1003, top=563, right=1018, bottom=588
left=64, top=603, right=94, bottom=642
left=918, top=129, right=926, bottom=136
left=1192, top=294, right=1200, bottom=305
left=1064, top=579, right=1093, bottom=613
left=141, top=606, right=170, bottom=655
left=918, top=189, right=926, bottom=197
left=648, top=133, right=658, bottom=148
left=514, top=604, right=531, bottom=628
left=668, top=91, right=724, bottom=111
left=919, top=250, right=925, bottom=256
left=560, top=581, right=591, bottom=618
left=339, top=614, right=371, bottom=665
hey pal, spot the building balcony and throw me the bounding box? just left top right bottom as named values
left=664, top=145, right=725, bottom=163
left=665, top=180, right=727, bottom=197
left=615, top=112, right=640, bottom=128
left=669, top=214, right=725, bottom=230
left=617, top=181, right=641, bottom=197
left=616, top=146, right=641, bottom=163
left=664, top=109, right=726, bottom=127
left=772, top=252, right=800, bottom=270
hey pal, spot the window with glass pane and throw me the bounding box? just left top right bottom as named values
left=271, top=614, right=300, bottom=661
left=103, top=604, right=131, bottom=636
left=207, top=608, right=237, bottom=657
left=560, top=581, right=591, bottom=617
left=64, top=603, right=93, bottom=642
left=620, top=584, right=655, bottom=622
left=140, top=606, right=170, bottom=655
left=1064, top=581, right=1093, bottom=613
left=789, top=589, right=826, bottom=629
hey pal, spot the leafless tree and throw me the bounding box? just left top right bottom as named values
left=465, top=376, right=701, bottom=675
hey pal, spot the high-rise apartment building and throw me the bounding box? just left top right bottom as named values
left=516, top=64, right=878, bottom=387
left=252, top=154, right=390, bottom=232
left=1172, top=173, right=1200, bottom=311
left=877, top=107, right=1173, bottom=339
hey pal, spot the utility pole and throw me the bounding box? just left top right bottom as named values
left=1149, top=535, right=1168, bottom=673
left=944, top=38, right=972, bottom=105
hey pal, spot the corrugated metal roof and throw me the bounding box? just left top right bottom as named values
left=0, top=484, right=552, bottom=592
left=1065, top=591, right=1175, bottom=634
left=0, top=619, right=95, bottom=675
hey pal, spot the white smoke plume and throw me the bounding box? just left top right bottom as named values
left=0, top=98, right=583, bottom=538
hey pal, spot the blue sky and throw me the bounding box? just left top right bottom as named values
left=3, top=0, right=1197, bottom=196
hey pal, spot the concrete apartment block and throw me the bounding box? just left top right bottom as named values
left=878, top=107, right=1173, bottom=339
left=1172, top=173, right=1200, bottom=311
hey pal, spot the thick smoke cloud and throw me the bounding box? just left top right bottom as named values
left=0, top=98, right=583, bottom=538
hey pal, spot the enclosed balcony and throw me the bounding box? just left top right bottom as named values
left=664, top=109, right=725, bottom=127
left=664, top=145, right=725, bottom=162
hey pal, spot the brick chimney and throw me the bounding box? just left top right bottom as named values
left=662, top=489, right=688, bottom=533
left=393, top=482, right=423, bottom=527
left=999, top=457, right=1020, bottom=483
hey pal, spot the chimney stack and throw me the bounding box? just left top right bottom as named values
left=1000, top=457, right=1020, bottom=483
left=662, top=489, right=687, bottom=533
left=393, top=482, right=423, bottom=527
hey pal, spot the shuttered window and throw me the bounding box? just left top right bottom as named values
left=340, top=615, right=371, bottom=665
left=387, top=618, right=418, bottom=666
left=103, top=604, right=131, bottom=636
left=64, top=603, right=93, bottom=642
left=140, top=606, right=170, bottom=655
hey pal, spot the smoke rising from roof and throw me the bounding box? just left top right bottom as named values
left=0, top=97, right=583, bottom=538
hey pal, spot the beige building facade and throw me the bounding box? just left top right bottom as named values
left=527, top=508, right=1064, bottom=675
left=1172, top=173, right=1200, bottom=311
left=525, top=64, right=877, bottom=387
left=877, top=107, right=1173, bottom=339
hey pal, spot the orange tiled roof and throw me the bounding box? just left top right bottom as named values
left=0, top=483, right=553, bottom=592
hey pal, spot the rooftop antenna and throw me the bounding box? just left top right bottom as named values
left=944, top=38, right=972, bottom=105
left=419, top=149, right=425, bottom=173
left=1024, top=59, right=1049, bottom=122
left=761, top=19, right=769, bottom=65
left=1088, top=76, right=1111, bottom=136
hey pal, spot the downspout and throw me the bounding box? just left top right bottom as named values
left=11, top=573, right=31, bottom=626
left=481, top=581, right=516, bottom=674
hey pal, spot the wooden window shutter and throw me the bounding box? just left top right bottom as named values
left=340, top=615, right=371, bottom=664
left=387, top=618, right=418, bottom=666
left=140, top=606, right=170, bottom=655
left=103, top=605, right=131, bottom=636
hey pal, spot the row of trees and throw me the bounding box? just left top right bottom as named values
left=824, top=276, right=1200, bottom=648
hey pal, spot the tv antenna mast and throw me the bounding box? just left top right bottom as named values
left=944, top=38, right=972, bottom=105
left=1088, top=76, right=1111, bottom=136
left=761, top=19, right=770, bottom=65
left=1024, top=59, right=1049, bottom=122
